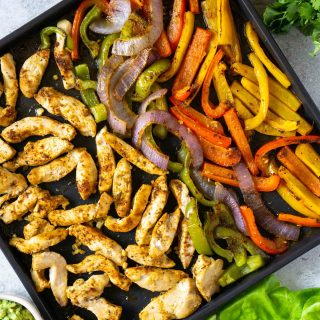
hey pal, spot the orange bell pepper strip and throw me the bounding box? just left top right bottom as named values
left=278, top=213, right=320, bottom=228
left=188, top=0, right=200, bottom=14
left=277, top=146, right=320, bottom=197
left=240, top=206, right=289, bottom=255
left=224, top=108, right=259, bottom=175
left=170, top=107, right=232, bottom=148
left=130, top=0, right=143, bottom=10
left=255, top=135, right=320, bottom=175
left=202, top=162, right=280, bottom=192
left=172, top=28, right=212, bottom=101
left=167, top=0, right=186, bottom=51
left=201, top=49, right=229, bottom=118
left=154, top=30, right=173, bottom=58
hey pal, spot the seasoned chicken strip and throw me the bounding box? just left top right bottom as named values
left=105, top=184, right=152, bottom=232
left=9, top=228, right=68, bottom=254
left=54, top=20, right=75, bottom=90
left=126, top=245, right=175, bottom=268
left=69, top=224, right=127, bottom=268
left=32, top=252, right=68, bottom=306
left=139, top=278, right=202, bottom=320
left=67, top=254, right=131, bottom=291
left=24, top=218, right=55, bottom=240
left=136, top=175, right=169, bottom=246
left=0, top=137, right=15, bottom=164
left=0, top=166, right=27, bottom=199
left=31, top=269, right=50, bottom=292
left=112, top=158, right=132, bottom=217
left=3, top=137, right=74, bottom=172
left=48, top=192, right=112, bottom=226
left=149, top=208, right=181, bottom=258
left=34, top=87, right=96, bottom=137
left=125, top=267, right=188, bottom=292
left=19, top=49, right=50, bottom=98
left=192, top=255, right=224, bottom=302
left=96, top=127, right=115, bottom=193
left=0, top=53, right=18, bottom=126
left=170, top=180, right=191, bottom=216
left=83, top=298, right=122, bottom=320
left=1, top=116, right=76, bottom=143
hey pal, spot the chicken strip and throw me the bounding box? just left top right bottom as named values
left=34, top=87, right=96, bottom=137
left=48, top=192, right=112, bottom=226
left=149, top=208, right=181, bottom=258
left=139, top=278, right=202, bottom=320
left=67, top=254, right=131, bottom=291
left=9, top=228, right=68, bottom=254
left=54, top=20, right=75, bottom=90
left=0, top=53, right=18, bottom=126
left=136, top=176, right=169, bottom=246
left=0, top=137, right=15, bottom=164
left=106, top=184, right=151, bottom=232
left=126, top=245, right=175, bottom=268
left=1, top=116, right=76, bottom=143
left=170, top=180, right=191, bottom=216
left=3, top=137, right=74, bottom=172
left=125, top=267, right=188, bottom=292
left=0, top=166, right=27, bottom=199
left=24, top=218, right=55, bottom=240
left=32, top=252, right=68, bottom=306
left=96, top=127, right=115, bottom=193
left=69, top=224, right=127, bottom=268
left=192, top=255, right=224, bottom=302
left=19, top=49, right=50, bottom=98
left=31, top=269, right=50, bottom=292
left=112, top=158, right=132, bottom=217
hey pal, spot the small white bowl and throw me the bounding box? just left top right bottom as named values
left=0, top=294, right=43, bottom=320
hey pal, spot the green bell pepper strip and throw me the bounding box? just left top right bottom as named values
left=186, top=197, right=213, bottom=255
left=226, top=238, right=247, bottom=267
left=40, top=26, right=73, bottom=50
left=77, top=79, right=98, bottom=91
left=214, top=201, right=236, bottom=227
left=218, top=254, right=265, bottom=287
left=98, top=33, right=120, bottom=69
left=120, top=12, right=147, bottom=40
left=80, top=6, right=101, bottom=58
left=75, top=64, right=107, bottom=123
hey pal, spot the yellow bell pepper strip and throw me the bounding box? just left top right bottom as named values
left=231, top=62, right=301, bottom=111
left=98, top=33, right=120, bottom=69
left=217, top=0, right=233, bottom=46
left=186, top=197, right=213, bottom=255
left=278, top=214, right=320, bottom=228
left=295, top=144, right=320, bottom=177
left=254, top=135, right=320, bottom=175
left=244, top=53, right=269, bottom=130
left=277, top=182, right=320, bottom=219
left=245, top=21, right=291, bottom=88
left=277, top=147, right=320, bottom=197
left=158, top=11, right=195, bottom=83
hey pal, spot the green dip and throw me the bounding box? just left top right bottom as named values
left=0, top=299, right=35, bottom=320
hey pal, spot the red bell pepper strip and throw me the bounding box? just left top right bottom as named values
left=240, top=206, right=289, bottom=255
left=278, top=213, right=320, bottom=227
left=188, top=0, right=200, bottom=14
left=154, top=30, right=173, bottom=58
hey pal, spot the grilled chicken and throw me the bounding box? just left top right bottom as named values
left=9, top=228, right=68, bottom=254
left=0, top=137, right=15, bottom=164
left=67, top=254, right=131, bottom=291
left=139, top=278, right=202, bottom=320
left=48, top=192, right=112, bottom=226
left=0, top=166, right=27, bottom=199
left=19, top=49, right=50, bottom=98
left=170, top=180, right=191, bottom=216
left=3, top=137, right=74, bottom=172
left=24, top=218, right=55, bottom=240
left=113, top=158, right=132, bottom=217
left=96, top=127, right=115, bottom=193
left=1, top=116, right=76, bottom=143
left=31, top=269, right=50, bottom=292
left=105, top=184, right=151, bottom=232
left=149, top=208, right=181, bottom=258
left=125, top=267, right=188, bottom=292
left=0, top=53, right=18, bottom=126
left=192, top=255, right=224, bottom=302
left=54, top=20, right=75, bottom=90
left=68, top=224, right=127, bottom=268
left=136, top=176, right=169, bottom=246
left=32, top=252, right=68, bottom=306
left=126, top=245, right=175, bottom=268
left=34, top=87, right=96, bottom=137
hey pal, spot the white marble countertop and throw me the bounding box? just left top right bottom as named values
left=0, top=0, right=319, bottom=306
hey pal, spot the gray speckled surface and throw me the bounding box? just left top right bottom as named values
left=0, top=0, right=319, bottom=306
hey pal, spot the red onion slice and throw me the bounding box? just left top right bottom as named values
left=234, top=162, right=300, bottom=241
left=190, top=169, right=216, bottom=200
left=138, top=89, right=168, bottom=114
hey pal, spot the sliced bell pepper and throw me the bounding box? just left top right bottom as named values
left=98, top=33, right=120, bottom=69
left=167, top=0, right=186, bottom=50
left=40, top=26, right=72, bottom=50
left=224, top=108, right=259, bottom=175
left=188, top=0, right=200, bottom=13
left=240, top=206, right=289, bottom=255
left=202, top=162, right=281, bottom=192
left=217, top=0, right=233, bottom=46
left=172, top=27, right=212, bottom=101
left=278, top=213, right=320, bottom=228
left=130, top=0, right=143, bottom=10
left=226, top=238, right=247, bottom=267
left=154, top=30, right=173, bottom=58
left=295, top=144, right=320, bottom=178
